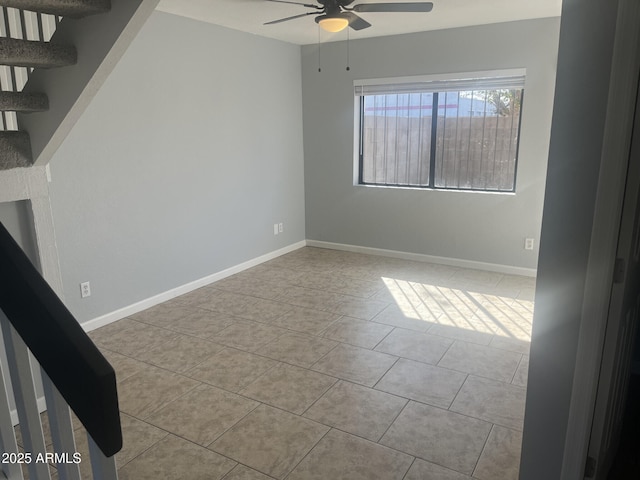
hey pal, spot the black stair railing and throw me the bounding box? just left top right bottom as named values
left=0, top=220, right=122, bottom=458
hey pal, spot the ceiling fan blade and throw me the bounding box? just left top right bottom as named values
left=265, top=0, right=322, bottom=9
left=343, top=11, right=371, bottom=30
left=264, top=11, right=318, bottom=25
left=352, top=2, right=433, bottom=12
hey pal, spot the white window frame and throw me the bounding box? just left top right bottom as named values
left=353, top=68, right=527, bottom=192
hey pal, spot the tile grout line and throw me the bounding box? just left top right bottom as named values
left=508, top=353, right=525, bottom=385
left=470, top=423, right=496, bottom=480
left=371, top=326, right=397, bottom=351
left=95, top=247, right=532, bottom=479
left=370, top=355, right=401, bottom=391
left=447, top=373, right=470, bottom=411
left=298, top=378, right=341, bottom=418
left=204, top=400, right=263, bottom=450
left=400, top=457, right=418, bottom=480
left=280, top=427, right=332, bottom=480
left=113, top=428, right=170, bottom=472
left=375, top=396, right=410, bottom=445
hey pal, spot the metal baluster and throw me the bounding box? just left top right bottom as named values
left=2, top=8, right=18, bottom=130
left=0, top=311, right=51, bottom=480
left=14, top=9, right=30, bottom=90
left=18, top=8, right=26, bottom=39
left=88, top=434, right=118, bottom=480
left=41, top=371, right=81, bottom=480
left=36, top=12, right=44, bottom=42
left=0, top=8, right=6, bottom=131
left=0, top=311, right=24, bottom=480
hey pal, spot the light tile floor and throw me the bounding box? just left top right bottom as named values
left=27, top=247, right=534, bottom=479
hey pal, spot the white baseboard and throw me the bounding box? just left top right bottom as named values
left=81, top=237, right=535, bottom=334
left=306, top=240, right=537, bottom=277
left=10, top=239, right=534, bottom=428
left=10, top=243, right=307, bottom=427
left=81, top=240, right=306, bottom=332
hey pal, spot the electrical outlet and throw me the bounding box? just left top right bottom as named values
left=80, top=281, right=91, bottom=298
left=278, top=222, right=283, bottom=233
left=274, top=223, right=279, bottom=235
left=524, top=238, right=535, bottom=250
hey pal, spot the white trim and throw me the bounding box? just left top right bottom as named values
left=0, top=169, right=30, bottom=202
left=306, top=239, right=537, bottom=277
left=352, top=68, right=528, bottom=191
left=0, top=166, right=64, bottom=298
left=79, top=237, right=537, bottom=336
left=0, top=166, right=49, bottom=203
left=81, top=240, right=307, bottom=332
left=353, top=68, right=528, bottom=89
left=9, top=241, right=306, bottom=424
left=79, top=236, right=537, bottom=336
left=27, top=169, right=65, bottom=299
left=353, top=183, right=518, bottom=195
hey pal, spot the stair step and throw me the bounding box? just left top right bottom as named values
left=0, top=37, right=76, bottom=68
left=0, top=130, right=32, bottom=169
left=0, top=0, right=110, bottom=18
left=0, top=91, right=48, bottom=112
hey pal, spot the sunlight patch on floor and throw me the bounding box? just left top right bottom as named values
left=382, top=277, right=534, bottom=341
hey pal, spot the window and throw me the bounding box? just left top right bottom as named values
left=355, top=72, right=525, bottom=192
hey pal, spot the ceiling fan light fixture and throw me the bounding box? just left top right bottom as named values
left=318, top=16, right=349, bottom=32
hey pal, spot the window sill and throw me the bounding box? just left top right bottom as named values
left=354, top=183, right=517, bottom=195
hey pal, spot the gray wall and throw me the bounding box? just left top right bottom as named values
left=0, top=201, right=37, bottom=264
left=301, top=18, right=560, bottom=270
left=520, top=0, right=620, bottom=478
left=47, top=11, right=305, bottom=323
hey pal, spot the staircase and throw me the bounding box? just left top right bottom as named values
left=0, top=0, right=159, bottom=296
left=0, top=0, right=158, bottom=173
left=0, top=1, right=159, bottom=479
left=0, top=0, right=111, bottom=171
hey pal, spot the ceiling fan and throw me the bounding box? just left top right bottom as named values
left=264, top=0, right=434, bottom=33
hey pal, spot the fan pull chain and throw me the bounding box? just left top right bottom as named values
left=346, top=27, right=350, bottom=71
left=317, top=25, right=322, bottom=72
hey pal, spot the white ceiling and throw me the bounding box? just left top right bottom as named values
left=156, top=0, right=562, bottom=46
